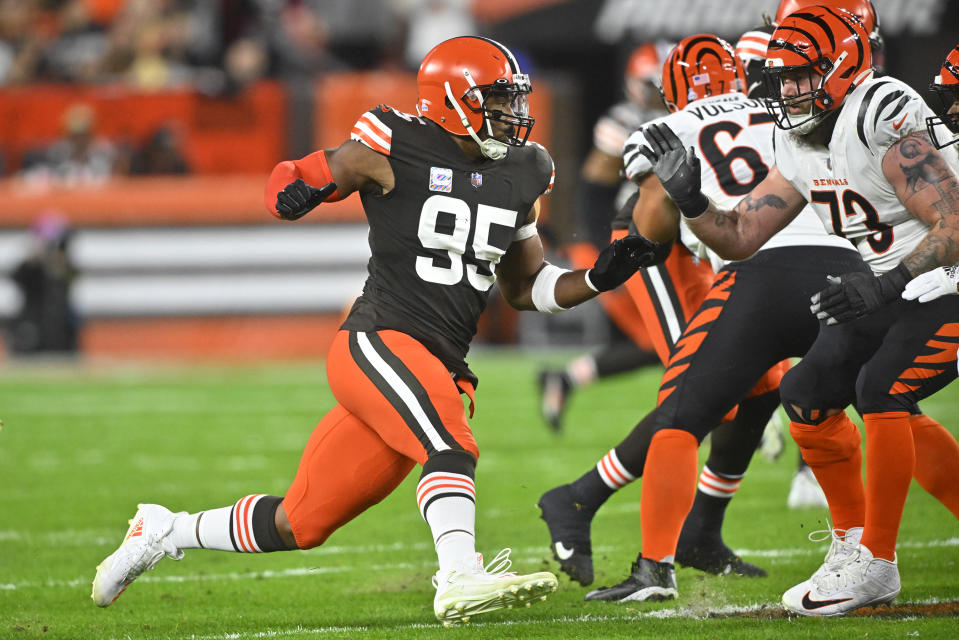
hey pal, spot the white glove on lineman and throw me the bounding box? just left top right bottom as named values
left=902, top=266, right=959, bottom=303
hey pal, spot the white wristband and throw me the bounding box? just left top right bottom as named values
left=532, top=264, right=570, bottom=313
left=584, top=269, right=600, bottom=293
left=513, top=222, right=537, bottom=242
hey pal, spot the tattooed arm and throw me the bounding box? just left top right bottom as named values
left=883, top=130, right=959, bottom=275
left=684, top=165, right=808, bottom=261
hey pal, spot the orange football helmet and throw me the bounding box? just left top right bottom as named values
left=660, top=34, right=746, bottom=112
left=625, top=42, right=661, bottom=105
left=927, top=44, right=959, bottom=149
left=775, top=0, right=882, bottom=54
left=416, top=36, right=533, bottom=160
left=764, top=5, right=873, bottom=134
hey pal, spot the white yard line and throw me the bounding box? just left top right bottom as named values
left=177, top=599, right=959, bottom=640
left=4, top=537, right=959, bottom=592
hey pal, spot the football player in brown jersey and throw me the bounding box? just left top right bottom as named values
left=91, top=36, right=662, bottom=625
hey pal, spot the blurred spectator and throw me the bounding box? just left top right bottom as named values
left=103, top=0, right=197, bottom=89
left=0, top=0, right=48, bottom=85
left=43, top=0, right=109, bottom=83
left=270, top=1, right=348, bottom=80
left=129, top=124, right=190, bottom=175
left=223, top=36, right=268, bottom=91
left=20, top=102, right=124, bottom=185
left=6, top=213, right=80, bottom=355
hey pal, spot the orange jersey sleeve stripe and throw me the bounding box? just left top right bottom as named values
left=350, top=113, right=392, bottom=155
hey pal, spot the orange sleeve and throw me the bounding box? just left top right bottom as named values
left=264, top=150, right=341, bottom=218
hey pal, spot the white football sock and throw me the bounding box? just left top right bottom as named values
left=417, top=472, right=477, bottom=573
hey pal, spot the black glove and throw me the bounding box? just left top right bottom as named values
left=275, top=179, right=337, bottom=221
left=587, top=234, right=664, bottom=292
left=810, top=263, right=912, bottom=325
left=638, top=123, right=710, bottom=218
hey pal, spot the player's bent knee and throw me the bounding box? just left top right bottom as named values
left=789, top=414, right=861, bottom=465
left=780, top=366, right=838, bottom=425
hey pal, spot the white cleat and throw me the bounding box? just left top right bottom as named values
left=787, top=467, right=829, bottom=510
left=91, top=504, right=184, bottom=607
left=787, top=525, right=864, bottom=591
left=433, top=548, right=558, bottom=625
left=783, top=542, right=899, bottom=617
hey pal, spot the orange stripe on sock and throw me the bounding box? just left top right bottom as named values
left=241, top=495, right=260, bottom=553
left=600, top=455, right=629, bottom=486
left=234, top=497, right=252, bottom=553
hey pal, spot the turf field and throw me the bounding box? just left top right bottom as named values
left=2, top=350, right=957, bottom=639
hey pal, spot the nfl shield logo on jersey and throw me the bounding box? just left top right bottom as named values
left=471, top=172, right=483, bottom=189
left=429, top=167, right=453, bottom=193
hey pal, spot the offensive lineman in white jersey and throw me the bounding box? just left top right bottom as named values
left=638, top=6, right=959, bottom=616
left=538, top=34, right=870, bottom=603
left=904, top=43, right=959, bottom=303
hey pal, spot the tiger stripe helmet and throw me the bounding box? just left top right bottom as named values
left=763, top=5, right=873, bottom=134
left=927, top=44, right=959, bottom=149
left=660, top=34, right=746, bottom=112
left=416, top=36, right=533, bottom=159
left=774, top=0, right=882, bottom=54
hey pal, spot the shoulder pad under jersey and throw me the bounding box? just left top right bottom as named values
left=526, top=140, right=555, bottom=195
left=846, top=78, right=927, bottom=156
left=350, top=105, right=428, bottom=156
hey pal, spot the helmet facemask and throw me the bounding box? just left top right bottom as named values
left=927, top=60, right=959, bottom=150
left=444, top=71, right=534, bottom=160
left=763, top=58, right=838, bottom=135
left=764, top=6, right=873, bottom=137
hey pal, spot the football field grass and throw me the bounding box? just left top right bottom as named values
left=1, top=350, right=957, bottom=639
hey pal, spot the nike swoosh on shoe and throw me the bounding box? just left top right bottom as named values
left=801, top=591, right=854, bottom=610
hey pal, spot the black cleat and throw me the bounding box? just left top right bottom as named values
left=584, top=556, right=678, bottom=602
left=536, top=370, right=572, bottom=432
left=537, top=484, right=595, bottom=586
left=675, top=539, right=767, bottom=577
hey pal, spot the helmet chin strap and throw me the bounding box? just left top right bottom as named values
left=444, top=79, right=508, bottom=160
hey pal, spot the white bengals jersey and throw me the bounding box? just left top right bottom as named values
left=775, top=75, right=959, bottom=274
left=624, top=92, right=851, bottom=270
